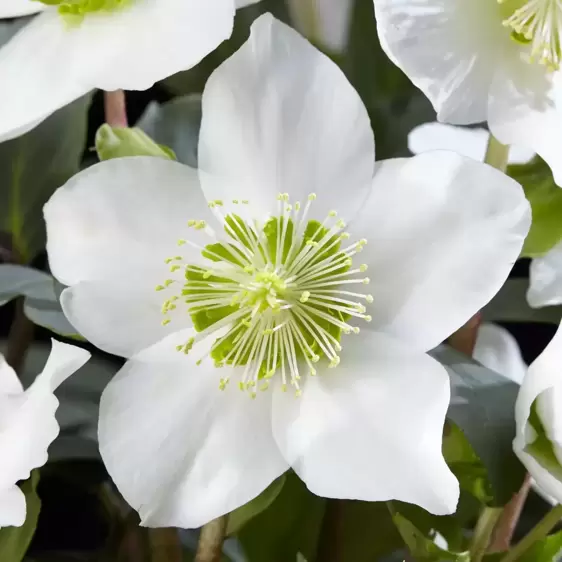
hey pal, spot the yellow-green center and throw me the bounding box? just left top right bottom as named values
left=37, top=0, right=132, bottom=22
left=156, top=194, right=372, bottom=397
left=499, top=0, right=562, bottom=70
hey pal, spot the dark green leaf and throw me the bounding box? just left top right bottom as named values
left=137, top=95, right=202, bottom=168
left=95, top=125, right=176, bottom=161
left=227, top=475, right=286, bottom=536
left=237, top=471, right=325, bottom=562
left=390, top=511, right=469, bottom=561
left=431, top=345, right=526, bottom=506
left=0, top=95, right=90, bottom=262
left=0, top=471, right=41, bottom=562
left=0, top=264, right=78, bottom=337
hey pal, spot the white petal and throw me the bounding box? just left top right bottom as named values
left=45, top=157, right=213, bottom=287
left=0, top=0, right=235, bottom=141
left=198, top=13, right=374, bottom=219
left=353, top=152, right=530, bottom=352
left=374, top=0, right=506, bottom=124
left=0, top=340, right=90, bottom=491
left=0, top=486, right=26, bottom=528
left=287, top=0, right=353, bottom=53
left=528, top=241, right=562, bottom=308
left=489, top=63, right=562, bottom=186
left=0, top=0, right=45, bottom=18
left=99, top=328, right=288, bottom=528
left=0, top=353, right=23, bottom=395
left=61, top=281, right=186, bottom=358
left=408, top=122, right=535, bottom=165
left=473, top=323, right=527, bottom=385
left=514, top=322, right=562, bottom=503
left=272, top=331, right=459, bottom=515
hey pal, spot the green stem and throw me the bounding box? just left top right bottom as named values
left=500, top=504, right=562, bottom=562
left=195, top=515, right=228, bottom=562
left=484, top=134, right=510, bottom=173
left=470, top=507, right=503, bottom=562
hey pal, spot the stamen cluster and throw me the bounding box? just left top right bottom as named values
left=156, top=194, right=373, bottom=397
left=500, top=0, right=562, bottom=70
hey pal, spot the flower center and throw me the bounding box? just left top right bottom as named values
left=156, top=194, right=372, bottom=397
left=499, top=0, right=562, bottom=70
left=37, top=0, right=132, bottom=22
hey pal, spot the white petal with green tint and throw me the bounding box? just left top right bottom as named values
left=198, top=14, right=374, bottom=220
left=272, top=331, right=459, bottom=515
left=0, top=0, right=235, bottom=142
left=99, top=328, right=288, bottom=529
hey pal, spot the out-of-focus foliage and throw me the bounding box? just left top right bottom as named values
left=0, top=96, right=90, bottom=263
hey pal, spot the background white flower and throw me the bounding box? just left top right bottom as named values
left=45, top=14, right=530, bottom=528
left=528, top=242, right=562, bottom=308
left=0, top=0, right=46, bottom=18
left=514, top=320, right=562, bottom=504
left=374, top=0, right=562, bottom=185
left=0, top=0, right=259, bottom=142
left=0, top=340, right=90, bottom=527
left=408, top=122, right=535, bottom=166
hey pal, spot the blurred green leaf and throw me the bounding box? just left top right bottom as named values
left=431, top=345, right=526, bottom=506
left=390, top=511, right=469, bottom=561
left=95, top=125, right=175, bottom=162
left=0, top=265, right=78, bottom=337
left=237, top=471, right=325, bottom=562
left=484, top=530, right=562, bottom=561
left=443, top=422, right=493, bottom=505
left=137, top=95, right=202, bottom=168
left=508, top=157, right=562, bottom=258
left=0, top=471, right=41, bottom=562
left=0, top=95, right=90, bottom=263
left=227, top=475, right=286, bottom=536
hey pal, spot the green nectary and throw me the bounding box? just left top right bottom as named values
left=183, top=216, right=350, bottom=380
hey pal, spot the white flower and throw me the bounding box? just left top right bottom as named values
left=408, top=122, right=535, bottom=166
left=0, top=0, right=259, bottom=143
left=287, top=0, right=353, bottom=53
left=44, top=14, right=530, bottom=527
left=0, top=340, right=90, bottom=527
left=474, top=323, right=527, bottom=385
left=528, top=241, right=562, bottom=308
left=374, top=0, right=562, bottom=185
left=514, top=320, right=562, bottom=504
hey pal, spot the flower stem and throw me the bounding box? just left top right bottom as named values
left=103, top=90, right=128, bottom=128
left=194, top=515, right=228, bottom=562
left=489, top=474, right=531, bottom=552
left=499, top=503, right=562, bottom=562
left=470, top=507, right=503, bottom=562
left=148, top=528, right=183, bottom=562
left=316, top=499, right=345, bottom=562
left=484, top=134, right=510, bottom=173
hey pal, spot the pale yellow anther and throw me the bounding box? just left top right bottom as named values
left=187, top=219, right=196, bottom=227
left=169, top=265, right=181, bottom=273
left=260, top=382, right=269, bottom=392
left=364, top=315, right=372, bottom=322
left=164, top=279, right=174, bottom=287
left=329, top=356, right=340, bottom=368
left=363, top=277, right=370, bottom=285
left=329, top=210, right=337, bottom=217
left=250, top=392, right=257, bottom=399
left=340, top=232, right=351, bottom=240
left=359, top=264, right=368, bottom=272
left=310, top=368, right=317, bottom=376
left=162, top=318, right=171, bottom=326
left=366, top=295, right=374, bottom=303
left=164, top=257, right=174, bottom=264
left=353, top=327, right=360, bottom=334
left=242, top=200, right=249, bottom=205
left=295, top=202, right=301, bottom=211
left=308, top=193, right=317, bottom=201
left=336, top=219, right=346, bottom=229
left=281, top=384, right=288, bottom=392
left=155, top=285, right=165, bottom=291
left=233, top=199, right=239, bottom=204
left=177, top=239, right=186, bottom=246
left=238, top=382, right=245, bottom=391
left=195, top=220, right=206, bottom=230
left=300, top=291, right=311, bottom=303
left=295, top=389, right=303, bottom=398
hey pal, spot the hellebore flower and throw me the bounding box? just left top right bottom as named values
left=0, top=340, right=90, bottom=527
left=0, top=0, right=260, bottom=142
left=44, top=14, right=531, bottom=527
left=375, top=0, right=562, bottom=185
